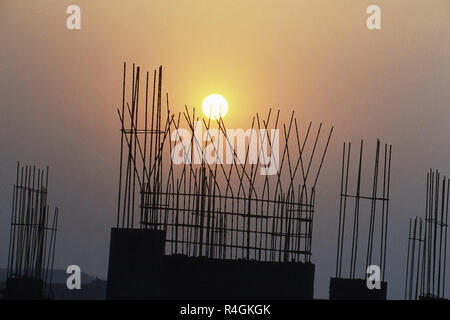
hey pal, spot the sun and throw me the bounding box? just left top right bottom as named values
left=202, top=94, right=228, bottom=120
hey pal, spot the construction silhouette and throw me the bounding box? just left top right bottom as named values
left=106, top=63, right=333, bottom=299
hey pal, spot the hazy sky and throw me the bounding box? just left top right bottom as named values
left=0, top=0, right=449, bottom=299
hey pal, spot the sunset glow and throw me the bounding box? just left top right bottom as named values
left=202, top=94, right=228, bottom=120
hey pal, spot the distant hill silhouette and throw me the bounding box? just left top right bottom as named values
left=0, top=268, right=98, bottom=284
left=52, top=278, right=106, bottom=300
left=0, top=268, right=106, bottom=300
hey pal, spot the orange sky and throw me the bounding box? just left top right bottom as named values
left=0, top=0, right=449, bottom=299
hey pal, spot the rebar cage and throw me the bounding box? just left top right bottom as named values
left=116, top=63, right=333, bottom=263
left=405, top=170, right=449, bottom=300
left=7, top=163, right=59, bottom=298
left=335, top=140, right=392, bottom=281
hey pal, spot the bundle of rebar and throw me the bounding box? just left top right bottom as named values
left=405, top=216, right=424, bottom=300
left=405, top=170, right=449, bottom=300
left=115, top=63, right=333, bottom=263
left=6, top=163, right=59, bottom=298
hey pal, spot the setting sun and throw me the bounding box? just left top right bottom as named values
left=202, top=94, right=228, bottom=120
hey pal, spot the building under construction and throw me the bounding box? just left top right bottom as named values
left=330, top=140, right=392, bottom=300
left=106, top=63, right=333, bottom=299
left=404, top=170, right=448, bottom=300
left=2, top=163, right=59, bottom=300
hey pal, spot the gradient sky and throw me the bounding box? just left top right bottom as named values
left=0, top=0, right=449, bottom=299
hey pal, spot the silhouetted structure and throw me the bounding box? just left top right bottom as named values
left=107, top=63, right=333, bottom=299
left=2, top=163, right=59, bottom=300
left=404, top=170, right=448, bottom=300
left=330, top=140, right=391, bottom=300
